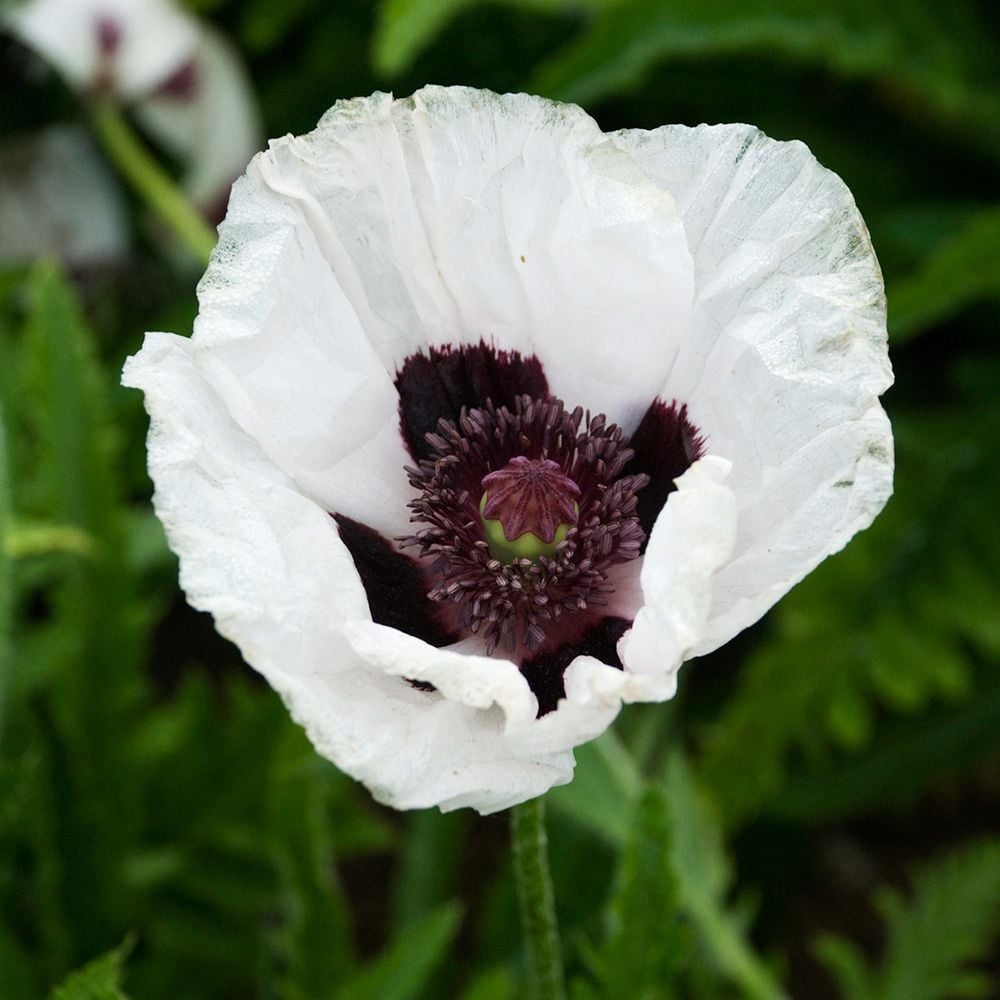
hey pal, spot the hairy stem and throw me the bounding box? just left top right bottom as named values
left=511, top=797, right=566, bottom=1000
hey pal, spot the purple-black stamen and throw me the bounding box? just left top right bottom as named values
left=399, top=394, right=649, bottom=656
left=344, top=344, right=709, bottom=714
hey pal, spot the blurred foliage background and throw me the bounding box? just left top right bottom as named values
left=1, top=0, right=999, bottom=997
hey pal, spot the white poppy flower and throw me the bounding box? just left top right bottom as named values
left=6, top=0, right=200, bottom=100
left=5, top=0, right=260, bottom=213
left=123, top=87, right=893, bottom=814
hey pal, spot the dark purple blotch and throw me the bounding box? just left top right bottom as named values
left=395, top=341, right=548, bottom=462
left=521, top=617, right=631, bottom=717
left=623, top=400, right=705, bottom=547
left=333, top=514, right=457, bottom=648
left=156, top=59, right=199, bottom=101
left=96, top=16, right=121, bottom=55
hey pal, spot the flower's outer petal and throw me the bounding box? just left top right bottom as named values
left=6, top=0, right=199, bottom=100
left=614, top=123, right=893, bottom=653
left=345, top=619, right=624, bottom=778
left=124, top=333, right=574, bottom=814
left=343, top=625, right=576, bottom=811
left=193, top=179, right=414, bottom=538
left=346, top=620, right=625, bottom=762
left=134, top=28, right=261, bottom=212
left=227, top=86, right=695, bottom=428
left=0, top=124, right=127, bottom=266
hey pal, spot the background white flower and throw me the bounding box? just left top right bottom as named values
left=124, top=86, right=892, bottom=814
left=5, top=0, right=261, bottom=214
left=6, top=0, right=198, bottom=99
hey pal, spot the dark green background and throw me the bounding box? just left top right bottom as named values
left=1, top=1, right=999, bottom=997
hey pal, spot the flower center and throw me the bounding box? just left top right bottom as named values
left=399, top=395, right=649, bottom=654
left=480, top=457, right=580, bottom=563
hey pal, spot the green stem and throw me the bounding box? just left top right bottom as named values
left=511, top=797, right=566, bottom=1000
left=0, top=405, right=13, bottom=751
left=88, top=98, right=216, bottom=266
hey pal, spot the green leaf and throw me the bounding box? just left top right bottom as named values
left=268, top=725, right=355, bottom=998
left=334, top=902, right=463, bottom=1000
left=876, top=840, right=1000, bottom=1000
left=664, top=753, right=785, bottom=1000
left=459, top=966, right=516, bottom=1000
left=373, top=0, right=476, bottom=74
left=4, top=521, right=99, bottom=560
left=0, top=401, right=13, bottom=749
left=772, top=671, right=1000, bottom=822
left=240, top=0, right=315, bottom=51
left=373, top=0, right=599, bottom=76
left=6, top=261, right=146, bottom=963
left=392, top=808, right=469, bottom=934
left=20, top=261, right=118, bottom=540
left=547, top=730, right=642, bottom=846
left=584, top=785, right=689, bottom=999
left=817, top=840, right=1000, bottom=1000
left=129, top=672, right=363, bottom=990
left=0, top=923, right=37, bottom=1000
left=528, top=0, right=1000, bottom=160
left=888, top=205, right=1000, bottom=341
left=813, top=936, right=874, bottom=1000
left=49, top=938, right=133, bottom=1000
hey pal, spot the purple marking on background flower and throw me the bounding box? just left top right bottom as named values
left=623, top=400, right=705, bottom=545
left=333, top=514, right=457, bottom=648
left=202, top=183, right=236, bottom=226
left=521, top=616, right=631, bottom=716
left=395, top=342, right=548, bottom=462
left=96, top=15, right=121, bottom=56
left=156, top=58, right=199, bottom=101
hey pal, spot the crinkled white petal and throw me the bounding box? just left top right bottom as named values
left=0, top=124, right=127, bottom=266
left=134, top=28, right=261, bottom=209
left=614, top=123, right=893, bottom=654
left=192, top=193, right=415, bottom=537
left=191, top=85, right=699, bottom=532
left=6, top=0, right=199, bottom=99
left=211, top=86, right=694, bottom=428
left=344, top=623, right=624, bottom=760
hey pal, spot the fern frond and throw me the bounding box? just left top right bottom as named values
left=817, top=839, right=1000, bottom=1000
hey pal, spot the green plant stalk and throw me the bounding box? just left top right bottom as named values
left=88, top=98, right=216, bottom=266
left=511, top=797, right=566, bottom=1000
left=0, top=406, right=12, bottom=750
